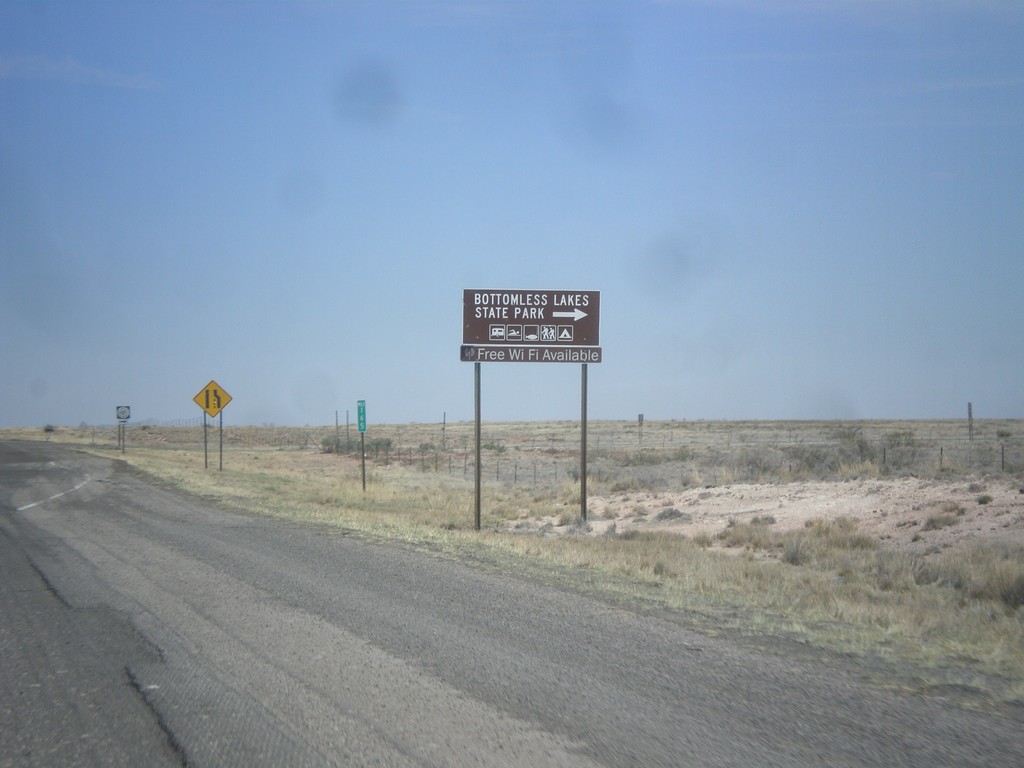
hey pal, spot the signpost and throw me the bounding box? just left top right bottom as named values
left=462, top=289, right=600, bottom=349
left=357, top=400, right=367, bottom=491
left=116, top=405, right=130, bottom=453
left=461, top=289, right=602, bottom=529
left=193, top=380, right=232, bottom=418
left=460, top=346, right=601, bottom=363
left=193, top=380, right=232, bottom=470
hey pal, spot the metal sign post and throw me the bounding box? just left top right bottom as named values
left=193, top=380, right=232, bottom=471
left=474, top=363, right=481, bottom=530
left=116, top=406, right=130, bottom=454
left=462, top=288, right=601, bottom=529
left=581, top=364, right=588, bottom=522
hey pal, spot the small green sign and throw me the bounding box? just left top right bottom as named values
left=357, top=400, right=366, bottom=433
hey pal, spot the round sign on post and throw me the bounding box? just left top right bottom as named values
left=115, top=406, right=130, bottom=454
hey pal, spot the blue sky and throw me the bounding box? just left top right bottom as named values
left=2, top=0, right=1022, bottom=427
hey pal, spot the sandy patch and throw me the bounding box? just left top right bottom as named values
left=511, top=477, right=1024, bottom=553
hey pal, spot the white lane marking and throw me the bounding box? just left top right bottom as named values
left=4, top=461, right=58, bottom=471
left=16, top=478, right=91, bottom=511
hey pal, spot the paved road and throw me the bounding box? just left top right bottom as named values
left=1, top=441, right=1021, bottom=767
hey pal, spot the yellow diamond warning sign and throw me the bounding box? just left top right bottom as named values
left=193, top=380, right=232, bottom=418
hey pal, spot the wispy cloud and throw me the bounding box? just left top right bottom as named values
left=0, top=55, right=156, bottom=90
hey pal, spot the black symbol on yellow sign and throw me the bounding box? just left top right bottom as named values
left=193, top=380, right=233, bottom=417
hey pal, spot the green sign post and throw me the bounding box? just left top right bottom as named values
left=357, top=400, right=367, bottom=491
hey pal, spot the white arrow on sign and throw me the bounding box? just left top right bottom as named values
left=552, top=308, right=588, bottom=321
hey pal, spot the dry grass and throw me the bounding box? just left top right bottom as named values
left=6, top=420, right=1024, bottom=706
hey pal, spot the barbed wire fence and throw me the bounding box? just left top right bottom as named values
left=78, top=419, right=1024, bottom=488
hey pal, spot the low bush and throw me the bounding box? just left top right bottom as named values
left=655, top=507, right=692, bottom=523
left=691, top=533, right=713, bottom=548
left=321, top=435, right=343, bottom=454
left=717, top=519, right=779, bottom=550
left=922, top=513, right=960, bottom=531
left=803, top=516, right=876, bottom=551
left=782, top=535, right=810, bottom=565
left=916, top=544, right=1024, bottom=611
left=873, top=551, right=926, bottom=592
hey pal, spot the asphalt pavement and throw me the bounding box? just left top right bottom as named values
left=1, top=440, right=1021, bottom=767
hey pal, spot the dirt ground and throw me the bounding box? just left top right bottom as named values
left=517, top=477, right=1024, bottom=553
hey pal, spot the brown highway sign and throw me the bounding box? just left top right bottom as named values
left=461, top=345, right=602, bottom=363
left=463, top=289, right=600, bottom=346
